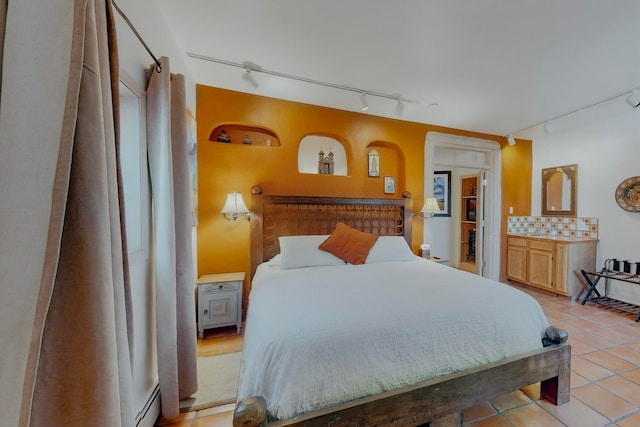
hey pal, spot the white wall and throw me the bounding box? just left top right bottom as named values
left=531, top=108, right=640, bottom=302
left=115, top=0, right=195, bottom=110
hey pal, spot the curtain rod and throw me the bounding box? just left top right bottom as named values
left=112, top=1, right=162, bottom=72
left=187, top=52, right=420, bottom=104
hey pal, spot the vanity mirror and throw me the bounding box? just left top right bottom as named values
left=542, top=164, right=577, bottom=216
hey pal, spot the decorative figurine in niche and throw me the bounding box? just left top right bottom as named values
left=318, top=148, right=334, bottom=175
left=217, top=130, right=231, bottom=143
left=243, top=134, right=252, bottom=145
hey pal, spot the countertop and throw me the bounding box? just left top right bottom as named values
left=507, top=233, right=598, bottom=242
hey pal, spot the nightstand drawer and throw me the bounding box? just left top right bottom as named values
left=200, top=281, right=240, bottom=293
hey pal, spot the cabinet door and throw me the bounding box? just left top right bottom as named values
left=554, top=243, right=569, bottom=294
left=528, top=247, right=553, bottom=289
left=201, top=290, right=238, bottom=328
left=507, top=244, right=527, bottom=283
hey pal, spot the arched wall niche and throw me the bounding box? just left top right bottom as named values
left=297, top=134, right=348, bottom=176
left=209, top=122, right=281, bottom=147
left=364, top=141, right=406, bottom=196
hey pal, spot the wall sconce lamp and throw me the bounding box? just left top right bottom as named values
left=221, top=192, right=250, bottom=221
left=417, top=197, right=441, bottom=259
left=507, top=134, right=516, bottom=146
left=420, top=197, right=441, bottom=218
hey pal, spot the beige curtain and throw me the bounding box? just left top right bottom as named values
left=0, top=1, right=134, bottom=426
left=146, top=57, right=198, bottom=419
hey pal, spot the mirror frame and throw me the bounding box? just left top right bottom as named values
left=542, top=164, right=577, bottom=216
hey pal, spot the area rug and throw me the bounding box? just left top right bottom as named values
left=179, top=352, right=242, bottom=412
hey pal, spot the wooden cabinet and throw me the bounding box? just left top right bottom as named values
left=197, top=272, right=245, bottom=338
left=507, top=236, right=596, bottom=300
left=459, top=175, right=478, bottom=274
left=506, top=237, right=527, bottom=283
left=528, top=240, right=554, bottom=289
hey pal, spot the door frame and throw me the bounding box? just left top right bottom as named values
left=424, top=132, right=502, bottom=280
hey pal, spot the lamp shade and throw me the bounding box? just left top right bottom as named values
left=421, top=197, right=441, bottom=216
left=221, top=192, right=250, bottom=221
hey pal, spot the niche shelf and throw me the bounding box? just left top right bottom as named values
left=209, top=124, right=280, bottom=147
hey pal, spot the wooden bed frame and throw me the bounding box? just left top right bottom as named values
left=235, top=186, right=570, bottom=427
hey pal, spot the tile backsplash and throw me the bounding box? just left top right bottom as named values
left=507, top=216, right=598, bottom=240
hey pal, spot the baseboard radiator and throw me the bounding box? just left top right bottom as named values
left=136, top=384, right=160, bottom=427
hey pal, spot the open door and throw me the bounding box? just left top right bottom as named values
left=458, top=172, right=485, bottom=275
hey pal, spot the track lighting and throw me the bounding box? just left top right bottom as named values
left=394, top=99, right=405, bottom=117
left=242, top=68, right=259, bottom=89
left=360, top=92, right=369, bottom=111
left=626, top=90, right=640, bottom=108
left=506, top=85, right=640, bottom=138
left=187, top=53, right=419, bottom=114
left=507, top=134, right=516, bottom=146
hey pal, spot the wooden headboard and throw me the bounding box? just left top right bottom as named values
left=249, top=185, right=413, bottom=278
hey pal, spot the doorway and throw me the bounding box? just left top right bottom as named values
left=424, top=132, right=502, bottom=280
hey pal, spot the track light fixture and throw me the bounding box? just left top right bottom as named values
left=626, top=90, right=640, bottom=108
left=242, top=68, right=259, bottom=89
left=506, top=85, right=640, bottom=139
left=187, top=53, right=419, bottom=116
left=360, top=92, right=369, bottom=111
left=394, top=99, right=405, bottom=117
left=507, top=134, right=516, bottom=146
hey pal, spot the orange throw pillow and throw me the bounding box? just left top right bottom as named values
left=319, top=222, right=378, bottom=265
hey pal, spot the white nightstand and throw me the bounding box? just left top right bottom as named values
left=197, top=272, right=245, bottom=338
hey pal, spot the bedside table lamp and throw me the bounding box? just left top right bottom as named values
left=420, top=197, right=441, bottom=259
left=221, top=192, right=250, bottom=221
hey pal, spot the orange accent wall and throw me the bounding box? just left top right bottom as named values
left=195, top=85, right=531, bottom=305
left=500, top=138, right=533, bottom=281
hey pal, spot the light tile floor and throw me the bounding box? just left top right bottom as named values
left=156, top=282, right=640, bottom=426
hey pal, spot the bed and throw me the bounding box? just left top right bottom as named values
left=234, top=187, right=570, bottom=427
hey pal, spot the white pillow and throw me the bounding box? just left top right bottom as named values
left=365, top=236, right=417, bottom=263
left=268, top=254, right=282, bottom=266
left=279, top=235, right=346, bottom=269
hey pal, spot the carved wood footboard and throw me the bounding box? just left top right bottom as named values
left=234, top=327, right=570, bottom=427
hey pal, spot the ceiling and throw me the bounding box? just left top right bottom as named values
left=156, top=0, right=640, bottom=140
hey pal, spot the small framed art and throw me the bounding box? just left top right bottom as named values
left=384, top=176, right=396, bottom=194
left=433, top=170, right=451, bottom=217
left=368, top=149, right=380, bottom=177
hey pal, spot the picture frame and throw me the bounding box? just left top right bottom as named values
left=367, top=149, right=380, bottom=177
left=433, top=170, right=451, bottom=217
left=466, top=198, right=477, bottom=221
left=384, top=176, right=396, bottom=194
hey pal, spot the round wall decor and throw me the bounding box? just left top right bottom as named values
left=615, top=176, right=640, bottom=212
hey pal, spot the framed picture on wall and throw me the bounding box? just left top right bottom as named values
left=384, top=176, right=396, bottom=194
left=367, top=149, right=380, bottom=177
left=433, top=171, right=451, bottom=217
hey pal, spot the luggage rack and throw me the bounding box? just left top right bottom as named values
left=581, top=259, right=640, bottom=322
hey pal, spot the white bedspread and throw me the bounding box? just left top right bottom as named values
left=237, top=258, right=549, bottom=419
